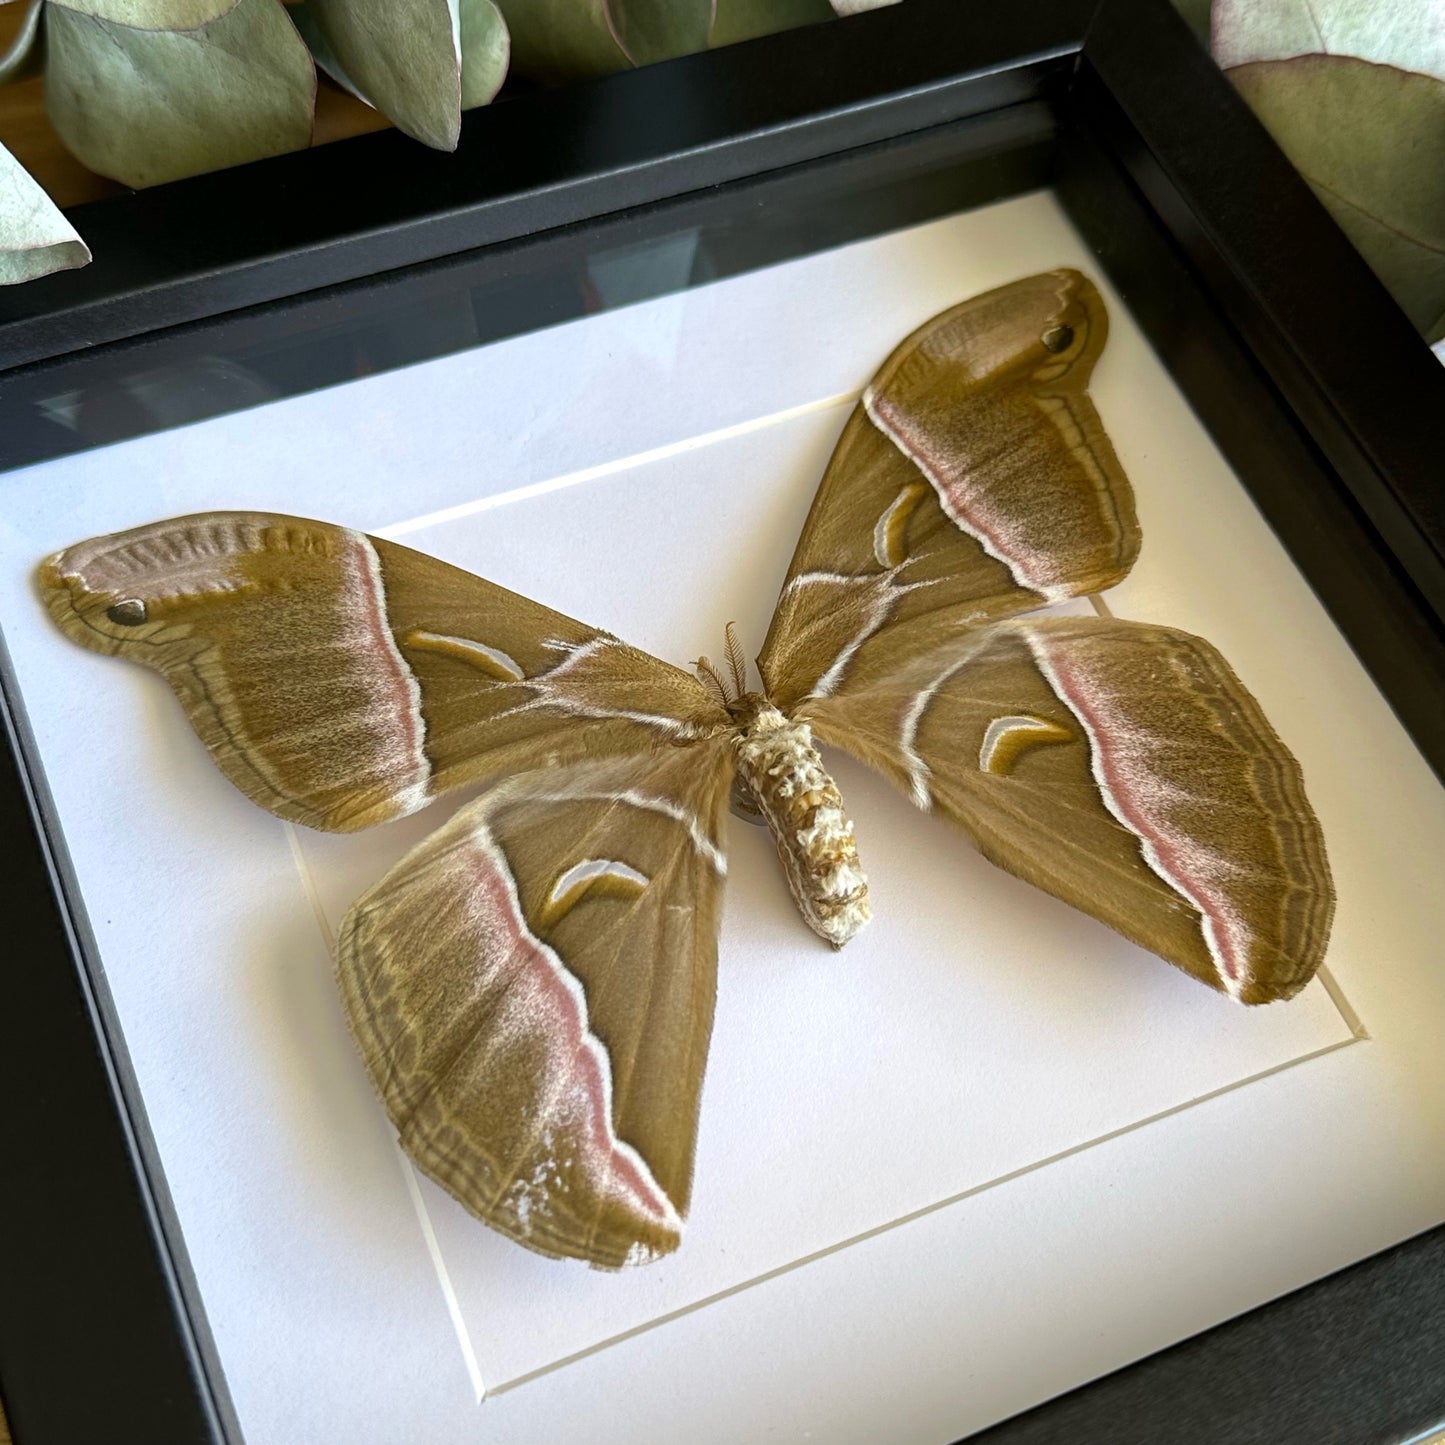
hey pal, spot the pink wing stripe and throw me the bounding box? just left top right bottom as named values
left=863, top=388, right=1068, bottom=601
left=861, top=390, right=1046, bottom=592
left=462, top=825, right=681, bottom=1237
left=1027, top=629, right=1251, bottom=994
left=340, top=532, right=431, bottom=816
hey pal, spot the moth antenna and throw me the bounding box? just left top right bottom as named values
left=724, top=621, right=749, bottom=698
left=695, top=655, right=731, bottom=707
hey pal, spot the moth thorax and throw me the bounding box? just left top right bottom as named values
left=732, top=703, right=870, bottom=949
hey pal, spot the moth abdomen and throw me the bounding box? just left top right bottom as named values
left=732, top=700, right=870, bottom=948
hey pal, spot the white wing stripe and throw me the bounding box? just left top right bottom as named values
left=512, top=785, right=727, bottom=875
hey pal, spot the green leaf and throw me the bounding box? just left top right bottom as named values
left=1214, top=0, right=1445, bottom=82
left=286, top=3, right=365, bottom=101
left=459, top=0, right=509, bottom=109
left=609, top=0, right=712, bottom=66
left=1230, top=55, right=1445, bottom=342
left=54, top=0, right=239, bottom=26
left=0, top=138, right=90, bottom=284
left=710, top=0, right=831, bottom=48
left=289, top=0, right=505, bottom=138
left=299, top=0, right=466, bottom=150
left=0, top=0, right=44, bottom=84
left=44, top=0, right=315, bottom=188
left=494, top=0, right=626, bottom=82
left=497, top=0, right=711, bottom=83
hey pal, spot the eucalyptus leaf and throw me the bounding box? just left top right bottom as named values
left=710, top=0, right=831, bottom=47
left=494, top=0, right=625, bottom=81
left=1214, top=0, right=1445, bottom=83
left=45, top=0, right=315, bottom=188
left=300, top=0, right=465, bottom=150
left=1230, top=55, right=1445, bottom=342
left=609, top=0, right=712, bottom=66
left=459, top=0, right=508, bottom=109
left=0, top=0, right=43, bottom=84
left=0, top=139, right=90, bottom=284
left=287, top=2, right=367, bottom=103
left=497, top=0, right=711, bottom=82
left=55, top=0, right=241, bottom=29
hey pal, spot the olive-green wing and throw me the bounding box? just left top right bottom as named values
left=802, top=616, right=1333, bottom=1004
left=39, top=511, right=729, bottom=832
left=758, top=270, right=1140, bottom=712
left=336, top=740, right=734, bottom=1268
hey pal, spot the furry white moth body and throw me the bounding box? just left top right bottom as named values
left=732, top=700, right=870, bottom=948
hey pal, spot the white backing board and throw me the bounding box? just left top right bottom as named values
left=2, top=190, right=1442, bottom=1445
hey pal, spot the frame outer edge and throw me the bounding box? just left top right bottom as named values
left=1076, top=0, right=1445, bottom=627
left=965, top=1223, right=1445, bottom=1445
left=0, top=633, right=238, bottom=1443
left=0, top=0, right=1098, bottom=372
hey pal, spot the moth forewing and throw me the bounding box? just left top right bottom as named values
left=38, top=511, right=733, bottom=833
left=757, top=269, right=1142, bottom=710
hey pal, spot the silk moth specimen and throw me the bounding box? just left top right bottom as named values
left=38, top=270, right=1334, bottom=1271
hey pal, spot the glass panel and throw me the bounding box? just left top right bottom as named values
left=4, top=184, right=1427, bottom=1445
left=0, top=105, right=1053, bottom=473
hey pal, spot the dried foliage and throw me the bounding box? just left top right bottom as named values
left=2, top=0, right=1441, bottom=342
left=0, top=0, right=890, bottom=283
left=1212, top=0, right=1445, bottom=342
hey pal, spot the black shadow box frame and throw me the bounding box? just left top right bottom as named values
left=2, top=0, right=1443, bottom=1440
